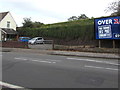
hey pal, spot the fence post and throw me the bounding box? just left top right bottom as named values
left=99, top=40, right=101, bottom=48
left=52, top=40, right=54, bottom=50
left=113, top=40, right=115, bottom=48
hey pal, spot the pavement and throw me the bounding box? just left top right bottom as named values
left=1, top=47, right=120, bottom=59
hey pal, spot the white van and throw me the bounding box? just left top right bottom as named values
left=28, top=37, right=44, bottom=44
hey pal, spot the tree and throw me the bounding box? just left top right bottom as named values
left=22, top=17, right=44, bottom=28
left=22, top=17, right=33, bottom=28
left=105, top=1, right=120, bottom=16
left=32, top=22, right=44, bottom=28
left=78, top=14, right=88, bottom=20
left=68, top=14, right=89, bottom=21
left=68, top=16, right=78, bottom=21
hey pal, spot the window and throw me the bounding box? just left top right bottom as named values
left=37, top=38, right=42, bottom=40
left=7, top=21, right=10, bottom=28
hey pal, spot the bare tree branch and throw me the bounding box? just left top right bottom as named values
left=105, top=0, right=120, bottom=16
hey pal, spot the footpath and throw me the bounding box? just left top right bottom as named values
left=1, top=48, right=120, bottom=59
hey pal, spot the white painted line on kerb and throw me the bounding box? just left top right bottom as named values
left=67, top=58, right=119, bottom=66
left=0, top=81, right=24, bottom=88
left=85, top=65, right=118, bottom=71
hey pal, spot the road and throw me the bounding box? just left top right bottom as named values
left=1, top=51, right=119, bottom=88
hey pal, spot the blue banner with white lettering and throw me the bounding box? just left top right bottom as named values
left=95, top=16, right=120, bottom=39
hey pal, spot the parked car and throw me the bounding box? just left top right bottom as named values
left=19, top=37, right=31, bottom=42
left=28, top=37, right=44, bottom=44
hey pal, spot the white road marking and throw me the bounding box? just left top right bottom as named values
left=67, top=58, right=119, bottom=66
left=31, top=60, right=39, bottom=62
left=32, top=60, right=53, bottom=63
left=14, top=57, right=56, bottom=64
left=39, top=61, right=52, bottom=63
left=46, top=59, right=61, bottom=62
left=85, top=65, right=118, bottom=71
left=14, top=57, right=28, bottom=61
left=0, top=81, right=24, bottom=88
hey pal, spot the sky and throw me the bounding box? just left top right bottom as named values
left=0, top=0, right=116, bottom=27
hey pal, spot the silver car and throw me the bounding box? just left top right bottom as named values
left=28, top=37, right=44, bottom=44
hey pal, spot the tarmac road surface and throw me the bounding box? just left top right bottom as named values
left=1, top=51, right=119, bottom=89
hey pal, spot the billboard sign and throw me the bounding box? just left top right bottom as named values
left=95, top=16, right=120, bottom=39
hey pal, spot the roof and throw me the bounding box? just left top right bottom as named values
left=0, top=12, right=9, bottom=21
left=1, top=28, right=18, bottom=34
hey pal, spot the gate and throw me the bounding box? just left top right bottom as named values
left=28, top=40, right=54, bottom=50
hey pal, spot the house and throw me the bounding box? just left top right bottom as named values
left=0, top=11, right=18, bottom=41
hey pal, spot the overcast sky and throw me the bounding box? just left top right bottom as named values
left=0, top=0, right=116, bottom=26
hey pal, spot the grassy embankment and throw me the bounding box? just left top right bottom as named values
left=18, top=19, right=95, bottom=45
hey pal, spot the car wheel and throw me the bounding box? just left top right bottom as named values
left=34, top=42, right=37, bottom=45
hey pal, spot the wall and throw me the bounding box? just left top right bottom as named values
left=0, top=29, right=1, bottom=41
left=2, top=41, right=28, bottom=48
left=0, top=12, right=17, bottom=30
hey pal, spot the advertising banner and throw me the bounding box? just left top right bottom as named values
left=95, top=16, right=120, bottom=39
